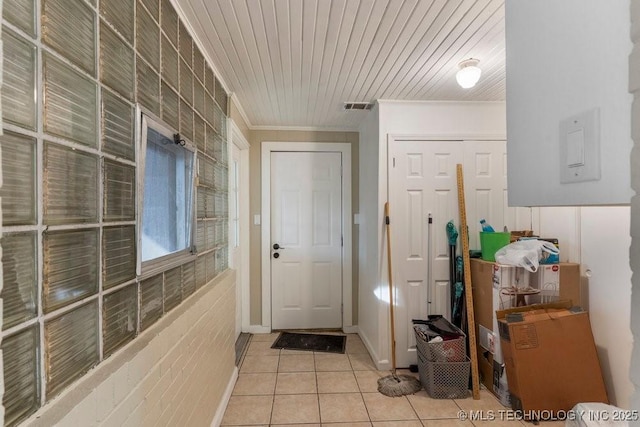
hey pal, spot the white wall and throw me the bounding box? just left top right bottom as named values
left=505, top=0, right=633, bottom=206
left=580, top=207, right=634, bottom=408
left=357, top=104, right=384, bottom=363
left=23, top=272, right=237, bottom=427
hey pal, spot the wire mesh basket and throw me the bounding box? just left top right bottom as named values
left=418, top=351, right=470, bottom=399
left=413, top=319, right=466, bottom=362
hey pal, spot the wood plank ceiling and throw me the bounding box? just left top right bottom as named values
left=175, top=0, right=505, bottom=130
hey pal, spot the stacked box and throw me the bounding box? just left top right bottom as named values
left=413, top=319, right=470, bottom=399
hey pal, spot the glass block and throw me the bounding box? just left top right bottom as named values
left=179, top=22, right=193, bottom=66
left=45, top=301, right=99, bottom=398
left=199, top=157, right=214, bottom=187
left=137, top=3, right=160, bottom=71
left=214, top=103, right=227, bottom=140
left=102, top=88, right=135, bottom=161
left=214, top=133, right=228, bottom=165
left=43, top=53, right=98, bottom=147
left=43, top=229, right=99, bottom=312
left=195, top=255, right=206, bottom=288
left=194, top=79, right=205, bottom=117
left=206, top=221, right=215, bottom=250
left=103, top=226, right=136, bottom=289
left=3, top=326, right=40, bottom=427
left=180, top=100, right=193, bottom=141
left=137, top=57, right=160, bottom=115
left=205, top=125, right=216, bottom=158
left=140, top=0, right=159, bottom=21
left=193, top=47, right=205, bottom=83
left=182, top=261, right=196, bottom=297
left=196, top=220, right=205, bottom=251
left=214, top=77, right=228, bottom=114
left=42, top=0, right=96, bottom=76
left=161, top=81, right=179, bottom=130
left=101, top=0, right=135, bottom=44
left=103, top=285, right=137, bottom=357
left=163, top=266, right=182, bottom=312
left=100, top=22, right=135, bottom=101
left=214, top=162, right=227, bottom=191
left=0, top=131, right=37, bottom=225
left=2, top=232, right=38, bottom=330
left=4, top=0, right=37, bottom=37
left=205, top=65, right=214, bottom=95
left=216, top=246, right=228, bottom=274
left=162, top=35, right=179, bottom=89
left=194, top=113, right=205, bottom=152
left=214, top=219, right=225, bottom=246
left=3, top=28, right=37, bottom=130
left=214, top=191, right=227, bottom=218
left=104, top=160, right=136, bottom=221
left=43, top=142, right=99, bottom=224
left=205, top=93, right=215, bottom=126
left=140, top=274, right=163, bottom=331
left=161, top=0, right=178, bottom=46
left=180, top=59, right=193, bottom=105
left=197, top=188, right=206, bottom=219
left=205, top=251, right=216, bottom=282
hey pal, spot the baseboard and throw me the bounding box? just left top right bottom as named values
left=358, top=329, right=390, bottom=371
left=210, top=366, right=238, bottom=427
left=243, top=325, right=271, bottom=334
left=343, top=325, right=359, bottom=334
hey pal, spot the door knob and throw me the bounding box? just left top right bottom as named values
left=273, top=252, right=280, bottom=259
left=273, top=243, right=285, bottom=250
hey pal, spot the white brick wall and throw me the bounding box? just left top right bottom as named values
left=22, top=270, right=237, bottom=427
left=630, top=1, right=640, bottom=411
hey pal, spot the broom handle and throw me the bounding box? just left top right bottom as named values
left=385, top=202, right=397, bottom=373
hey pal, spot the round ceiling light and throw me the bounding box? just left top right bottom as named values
left=456, top=58, right=482, bottom=89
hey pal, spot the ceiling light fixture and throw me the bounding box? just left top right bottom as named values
left=456, top=58, right=482, bottom=89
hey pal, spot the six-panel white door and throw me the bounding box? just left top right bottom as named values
left=270, top=151, right=343, bottom=330
left=390, top=141, right=464, bottom=368
left=390, top=139, right=531, bottom=368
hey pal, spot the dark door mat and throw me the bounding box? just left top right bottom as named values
left=271, top=332, right=346, bottom=354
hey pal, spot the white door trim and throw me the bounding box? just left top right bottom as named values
left=261, top=142, right=353, bottom=331
left=228, top=118, right=251, bottom=334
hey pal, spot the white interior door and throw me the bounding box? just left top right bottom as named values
left=390, top=140, right=464, bottom=368
left=463, top=141, right=534, bottom=250
left=271, top=151, right=343, bottom=330
left=389, top=139, right=529, bottom=368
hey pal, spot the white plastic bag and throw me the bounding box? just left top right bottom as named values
left=494, top=239, right=559, bottom=272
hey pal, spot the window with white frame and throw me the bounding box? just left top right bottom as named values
left=139, top=114, right=196, bottom=267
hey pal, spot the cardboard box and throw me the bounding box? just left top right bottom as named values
left=471, top=258, right=529, bottom=402
left=497, top=301, right=608, bottom=414
left=529, top=263, right=586, bottom=308
left=472, top=259, right=587, bottom=404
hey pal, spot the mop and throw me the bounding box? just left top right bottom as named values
left=377, top=202, right=423, bottom=397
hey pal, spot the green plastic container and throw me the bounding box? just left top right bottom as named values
left=479, top=232, right=511, bottom=262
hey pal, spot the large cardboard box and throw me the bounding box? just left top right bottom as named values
left=471, top=259, right=528, bottom=403
left=497, top=301, right=608, bottom=414
left=471, top=259, right=587, bottom=405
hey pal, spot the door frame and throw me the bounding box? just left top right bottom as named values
left=261, top=142, right=353, bottom=331
left=228, top=118, right=251, bottom=335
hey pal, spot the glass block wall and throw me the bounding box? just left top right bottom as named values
left=1, top=0, right=229, bottom=424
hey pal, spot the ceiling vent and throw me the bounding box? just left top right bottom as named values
left=343, top=102, right=373, bottom=111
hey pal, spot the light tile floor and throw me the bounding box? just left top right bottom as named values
left=222, top=333, right=564, bottom=426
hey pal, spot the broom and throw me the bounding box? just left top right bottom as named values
left=377, top=202, right=422, bottom=397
